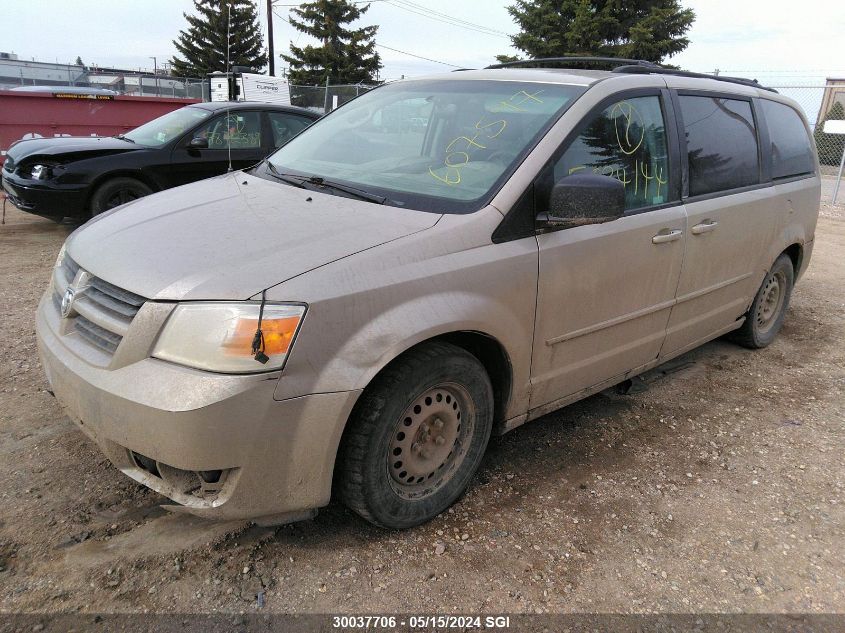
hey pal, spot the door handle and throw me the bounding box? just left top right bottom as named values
left=652, top=229, right=683, bottom=244
left=691, top=220, right=719, bottom=235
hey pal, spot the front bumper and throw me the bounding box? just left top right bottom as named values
left=2, top=172, right=87, bottom=218
left=36, top=290, right=360, bottom=522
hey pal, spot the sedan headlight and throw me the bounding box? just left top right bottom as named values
left=28, top=163, right=58, bottom=180
left=152, top=302, right=306, bottom=373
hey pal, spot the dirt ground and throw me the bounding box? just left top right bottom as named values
left=0, top=190, right=843, bottom=616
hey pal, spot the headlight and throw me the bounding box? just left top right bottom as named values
left=55, top=242, right=67, bottom=269
left=152, top=302, right=306, bottom=373
left=51, top=242, right=67, bottom=292
left=29, top=163, right=55, bottom=180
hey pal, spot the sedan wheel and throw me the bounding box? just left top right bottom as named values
left=90, top=177, right=153, bottom=216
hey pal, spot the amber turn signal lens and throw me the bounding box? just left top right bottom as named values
left=223, top=316, right=302, bottom=356
left=153, top=303, right=306, bottom=373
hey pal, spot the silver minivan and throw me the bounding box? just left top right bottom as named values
left=36, top=61, right=820, bottom=528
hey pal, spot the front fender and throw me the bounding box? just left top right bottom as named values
left=330, top=291, right=523, bottom=391
left=272, top=210, right=538, bottom=422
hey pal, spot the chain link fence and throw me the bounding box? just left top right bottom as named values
left=1, top=74, right=210, bottom=101
left=288, top=83, right=376, bottom=114
left=92, top=76, right=210, bottom=100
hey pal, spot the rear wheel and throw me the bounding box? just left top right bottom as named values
left=731, top=253, right=794, bottom=349
left=338, top=342, right=494, bottom=529
left=90, top=177, right=152, bottom=216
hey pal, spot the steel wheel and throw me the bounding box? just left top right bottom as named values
left=754, top=269, right=786, bottom=335
left=387, top=383, right=474, bottom=499
left=338, top=341, right=494, bottom=528
left=730, top=253, right=795, bottom=349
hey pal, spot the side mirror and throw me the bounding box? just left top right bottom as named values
left=539, top=173, right=625, bottom=229
left=188, top=137, right=209, bottom=149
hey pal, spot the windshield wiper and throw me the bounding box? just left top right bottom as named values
left=303, top=176, right=388, bottom=205
left=264, top=160, right=308, bottom=189
left=264, top=161, right=387, bottom=205
left=114, top=134, right=135, bottom=144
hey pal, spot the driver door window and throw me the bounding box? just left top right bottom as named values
left=554, top=96, right=671, bottom=211
left=167, top=111, right=263, bottom=188
left=193, top=111, right=262, bottom=149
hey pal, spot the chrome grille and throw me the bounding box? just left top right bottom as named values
left=87, top=277, right=144, bottom=319
left=63, top=255, right=80, bottom=281
left=53, top=256, right=146, bottom=356
left=75, top=316, right=122, bottom=354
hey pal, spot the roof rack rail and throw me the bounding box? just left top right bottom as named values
left=483, top=55, right=776, bottom=93
left=612, top=64, right=778, bottom=93
left=485, top=56, right=659, bottom=70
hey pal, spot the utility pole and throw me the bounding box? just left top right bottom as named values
left=150, top=56, right=159, bottom=96
left=267, top=0, right=275, bottom=76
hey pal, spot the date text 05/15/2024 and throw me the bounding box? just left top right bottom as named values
left=332, top=615, right=512, bottom=629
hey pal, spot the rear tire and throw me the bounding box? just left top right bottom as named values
left=731, top=253, right=794, bottom=349
left=338, top=342, right=494, bottom=529
left=90, top=177, right=152, bottom=216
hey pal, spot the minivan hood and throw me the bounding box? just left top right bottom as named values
left=67, top=172, right=440, bottom=300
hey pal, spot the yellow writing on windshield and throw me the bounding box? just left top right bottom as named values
left=429, top=90, right=544, bottom=186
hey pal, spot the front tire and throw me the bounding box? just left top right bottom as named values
left=731, top=253, right=794, bottom=349
left=90, top=177, right=153, bottom=216
left=338, top=342, right=494, bottom=529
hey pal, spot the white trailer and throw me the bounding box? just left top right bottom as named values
left=208, top=72, right=291, bottom=105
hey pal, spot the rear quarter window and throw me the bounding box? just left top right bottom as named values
left=678, top=96, right=760, bottom=197
left=760, top=100, right=815, bottom=179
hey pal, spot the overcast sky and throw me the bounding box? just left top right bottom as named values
left=2, top=0, right=844, bottom=82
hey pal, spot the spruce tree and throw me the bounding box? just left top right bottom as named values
left=500, top=0, right=695, bottom=64
left=814, top=101, right=845, bottom=166
left=281, top=0, right=381, bottom=85
left=171, top=0, right=267, bottom=77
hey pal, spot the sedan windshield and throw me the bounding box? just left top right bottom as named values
left=267, top=80, right=585, bottom=212
left=124, top=106, right=213, bottom=147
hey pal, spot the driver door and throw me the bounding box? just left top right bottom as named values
left=530, top=91, right=687, bottom=410
left=168, top=110, right=264, bottom=187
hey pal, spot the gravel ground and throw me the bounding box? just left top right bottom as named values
left=0, top=194, right=843, bottom=616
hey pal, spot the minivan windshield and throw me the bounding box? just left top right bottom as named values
left=266, top=80, right=585, bottom=212
left=123, top=106, right=213, bottom=147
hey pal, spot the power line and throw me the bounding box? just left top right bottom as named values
left=271, top=0, right=511, bottom=40
left=390, top=0, right=510, bottom=36
left=274, top=1, right=510, bottom=41
left=383, top=0, right=510, bottom=39
left=273, top=9, right=460, bottom=70
left=375, top=43, right=462, bottom=68
left=272, top=0, right=383, bottom=5
left=272, top=9, right=305, bottom=48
